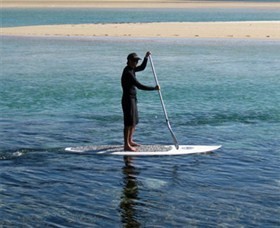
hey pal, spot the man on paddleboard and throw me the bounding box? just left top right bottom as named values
left=121, top=52, right=159, bottom=151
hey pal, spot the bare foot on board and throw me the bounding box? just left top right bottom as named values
left=130, top=141, right=140, bottom=147
left=124, top=146, right=137, bottom=152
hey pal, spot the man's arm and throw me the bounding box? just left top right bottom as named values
left=132, top=74, right=157, bottom=91
left=135, top=57, right=148, bottom=72
left=135, top=51, right=151, bottom=72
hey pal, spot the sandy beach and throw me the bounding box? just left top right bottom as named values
left=1, top=22, right=280, bottom=39
left=2, top=1, right=280, bottom=39
left=2, top=0, right=280, bottom=8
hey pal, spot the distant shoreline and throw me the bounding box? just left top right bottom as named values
left=1, top=21, right=280, bottom=40
left=2, top=0, right=280, bottom=9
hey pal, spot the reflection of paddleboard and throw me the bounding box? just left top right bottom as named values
left=65, top=145, right=222, bottom=156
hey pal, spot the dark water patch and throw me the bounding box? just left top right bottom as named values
left=174, top=109, right=280, bottom=126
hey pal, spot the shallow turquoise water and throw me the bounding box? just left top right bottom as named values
left=2, top=8, right=280, bottom=27
left=1, top=35, right=279, bottom=227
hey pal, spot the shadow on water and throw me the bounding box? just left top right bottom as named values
left=120, top=156, right=141, bottom=228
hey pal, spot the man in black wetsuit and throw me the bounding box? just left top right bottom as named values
left=121, top=52, right=159, bottom=151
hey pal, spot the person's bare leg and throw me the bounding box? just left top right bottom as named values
left=124, top=126, right=137, bottom=151
left=129, top=126, right=140, bottom=147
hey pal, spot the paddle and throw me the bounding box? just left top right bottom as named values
left=148, top=55, right=179, bottom=150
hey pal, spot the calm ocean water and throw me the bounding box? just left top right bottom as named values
left=1, top=7, right=280, bottom=227
left=2, top=7, right=280, bottom=27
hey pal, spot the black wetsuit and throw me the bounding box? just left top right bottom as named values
left=121, top=57, right=156, bottom=126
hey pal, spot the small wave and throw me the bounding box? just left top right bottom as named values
left=0, top=150, right=25, bottom=160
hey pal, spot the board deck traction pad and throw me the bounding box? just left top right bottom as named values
left=65, top=145, right=222, bottom=155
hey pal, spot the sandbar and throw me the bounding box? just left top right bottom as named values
left=1, top=22, right=280, bottom=39
left=2, top=0, right=280, bottom=9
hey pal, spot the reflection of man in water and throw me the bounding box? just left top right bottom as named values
left=121, top=52, right=159, bottom=152
left=120, top=157, right=140, bottom=227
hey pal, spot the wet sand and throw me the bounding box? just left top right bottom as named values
left=2, top=0, right=280, bottom=8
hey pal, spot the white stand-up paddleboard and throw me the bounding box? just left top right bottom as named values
left=65, top=145, right=221, bottom=156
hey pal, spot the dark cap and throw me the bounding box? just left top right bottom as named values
left=127, top=53, right=141, bottom=61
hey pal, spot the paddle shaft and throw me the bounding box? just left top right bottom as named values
left=149, top=55, right=179, bottom=149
